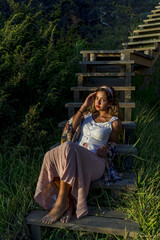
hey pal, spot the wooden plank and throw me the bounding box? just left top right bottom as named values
left=86, top=78, right=127, bottom=87
left=129, top=33, right=160, bottom=40
left=144, top=17, right=160, bottom=23
left=152, top=9, right=160, bottom=13
left=91, top=177, right=136, bottom=191
left=75, top=72, right=135, bottom=77
left=26, top=210, right=139, bottom=238
left=80, top=50, right=136, bottom=54
left=30, top=225, right=41, bottom=240
left=155, top=6, right=160, bottom=9
left=88, top=206, right=126, bottom=219
left=58, top=120, right=136, bottom=130
left=147, top=13, right=160, bottom=18
left=116, top=144, right=137, bottom=155
left=134, top=27, right=160, bottom=34
left=130, top=54, right=152, bottom=67
left=139, top=22, right=160, bottom=28
left=124, top=46, right=157, bottom=52
left=129, top=51, right=153, bottom=59
left=65, top=102, right=135, bottom=108
left=122, top=39, right=160, bottom=46
left=71, top=86, right=135, bottom=91
left=79, top=61, right=134, bottom=65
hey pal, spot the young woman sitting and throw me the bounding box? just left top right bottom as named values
left=34, top=86, right=122, bottom=224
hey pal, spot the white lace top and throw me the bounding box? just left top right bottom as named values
left=76, top=113, right=118, bottom=154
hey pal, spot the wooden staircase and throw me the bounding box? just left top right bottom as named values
left=26, top=3, right=160, bottom=239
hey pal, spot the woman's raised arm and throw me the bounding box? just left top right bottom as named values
left=72, top=92, right=97, bottom=132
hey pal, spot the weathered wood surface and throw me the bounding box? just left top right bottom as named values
left=71, top=86, right=135, bottom=91
left=123, top=39, right=160, bottom=46
left=129, top=33, right=160, bottom=40
left=75, top=72, right=135, bottom=77
left=134, top=27, right=160, bottom=34
left=26, top=208, right=139, bottom=239
left=139, top=22, right=160, bottom=28
left=130, top=54, right=152, bottom=67
left=80, top=49, right=136, bottom=54
left=79, top=60, right=135, bottom=65
left=65, top=102, right=135, bottom=109
left=147, top=13, right=160, bottom=18
left=58, top=120, right=136, bottom=130
left=91, top=172, right=136, bottom=191
left=144, top=17, right=160, bottom=23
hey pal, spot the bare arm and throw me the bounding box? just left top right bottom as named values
left=109, top=119, right=122, bottom=143
left=96, top=119, right=122, bottom=158
left=72, top=92, right=97, bottom=132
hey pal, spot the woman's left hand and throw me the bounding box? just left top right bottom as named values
left=96, top=145, right=109, bottom=158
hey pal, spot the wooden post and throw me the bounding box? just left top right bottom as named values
left=68, top=107, right=75, bottom=118
left=30, top=225, right=41, bottom=240
left=78, top=75, right=83, bottom=86
left=74, top=90, right=80, bottom=102
left=83, top=53, right=89, bottom=61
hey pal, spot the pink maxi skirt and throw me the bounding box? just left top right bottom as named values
left=34, top=141, right=105, bottom=219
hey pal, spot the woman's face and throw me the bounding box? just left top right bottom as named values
left=94, top=91, right=109, bottom=111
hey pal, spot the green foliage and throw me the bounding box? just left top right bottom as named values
left=0, top=0, right=160, bottom=239
left=0, top=0, right=85, bottom=152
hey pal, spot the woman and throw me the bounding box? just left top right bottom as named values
left=34, top=86, right=122, bottom=224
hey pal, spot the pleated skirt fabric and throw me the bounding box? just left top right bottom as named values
left=34, top=141, right=105, bottom=219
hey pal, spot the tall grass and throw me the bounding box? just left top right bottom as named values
left=0, top=100, right=160, bottom=239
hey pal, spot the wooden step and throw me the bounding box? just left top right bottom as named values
left=139, top=22, right=160, bottom=29
left=125, top=46, right=157, bottom=52
left=58, top=120, right=136, bottom=130
left=26, top=208, right=139, bottom=239
left=91, top=172, right=136, bottom=191
left=122, top=39, right=160, bottom=47
left=152, top=9, right=160, bottom=13
left=134, top=27, right=160, bottom=34
left=79, top=60, right=134, bottom=65
left=129, top=33, right=160, bottom=40
left=75, top=72, right=135, bottom=77
left=155, top=6, right=160, bottom=9
left=65, top=102, right=135, bottom=109
left=71, top=86, right=135, bottom=91
left=130, top=53, right=153, bottom=67
left=143, top=17, right=160, bottom=23
left=147, top=13, right=160, bottom=18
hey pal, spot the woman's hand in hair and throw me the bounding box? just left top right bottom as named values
left=83, top=92, right=97, bottom=109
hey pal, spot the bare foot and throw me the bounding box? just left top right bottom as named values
left=42, top=200, right=69, bottom=224
left=60, top=198, right=74, bottom=223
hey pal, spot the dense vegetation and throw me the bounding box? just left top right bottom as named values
left=0, top=0, right=160, bottom=239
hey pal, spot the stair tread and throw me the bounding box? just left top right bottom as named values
left=79, top=60, right=134, bottom=65
left=125, top=46, right=157, bottom=51
left=91, top=172, right=136, bottom=190
left=76, top=72, right=135, bottom=77
left=152, top=9, right=160, bottom=13
left=65, top=102, right=135, bottom=108
left=122, top=39, right=160, bottom=46
left=129, top=32, right=160, bottom=39
left=58, top=120, right=136, bottom=129
left=26, top=208, right=139, bottom=238
left=134, top=27, right=160, bottom=33
left=80, top=49, right=136, bottom=54
left=71, top=86, right=135, bottom=91
left=144, top=17, right=160, bottom=22
left=147, top=13, right=160, bottom=18
left=139, top=22, right=160, bottom=28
